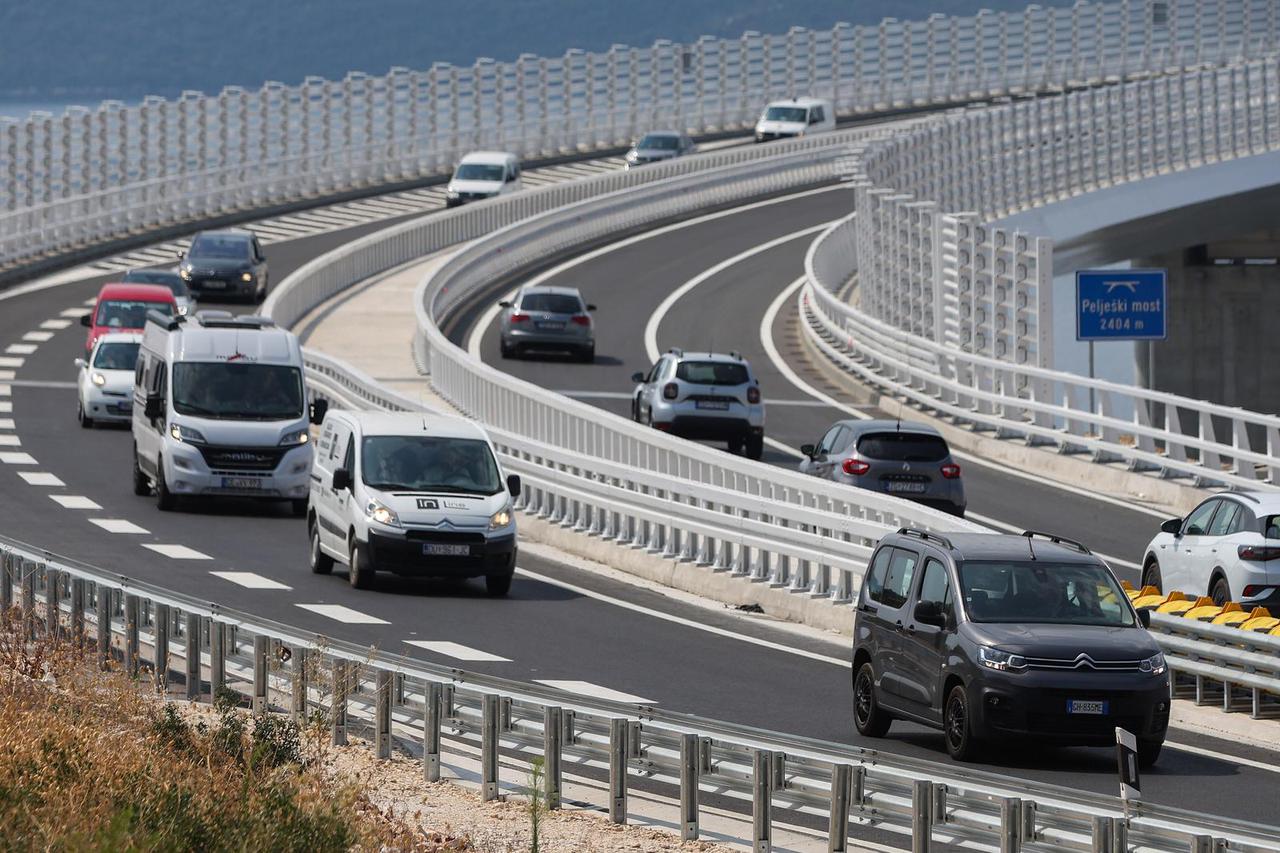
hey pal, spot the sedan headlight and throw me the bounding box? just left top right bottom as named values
left=169, top=423, right=207, bottom=444
left=366, top=499, right=400, bottom=528
left=91, top=372, right=107, bottom=387
left=488, top=505, right=512, bottom=531
left=240, top=272, right=253, bottom=282
left=1138, top=652, right=1166, bottom=675
left=278, top=429, right=310, bottom=447
left=978, top=646, right=1027, bottom=672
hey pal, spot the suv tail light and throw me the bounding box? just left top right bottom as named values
left=662, top=382, right=679, bottom=400
left=747, top=386, right=761, bottom=404
left=570, top=314, right=591, bottom=326
left=1238, top=545, right=1280, bottom=561
left=940, top=463, right=962, bottom=479
left=509, top=312, right=529, bottom=323
left=842, top=458, right=871, bottom=476
left=1242, top=584, right=1273, bottom=597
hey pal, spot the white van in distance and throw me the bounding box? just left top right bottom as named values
left=445, top=151, right=523, bottom=207
left=131, top=310, right=325, bottom=514
left=307, top=411, right=520, bottom=596
left=754, top=96, right=836, bottom=142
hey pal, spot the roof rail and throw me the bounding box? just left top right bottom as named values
left=145, top=309, right=183, bottom=331
left=667, top=347, right=683, bottom=357
left=896, top=527, right=954, bottom=550
left=1021, top=530, right=1091, bottom=555
left=1223, top=489, right=1261, bottom=503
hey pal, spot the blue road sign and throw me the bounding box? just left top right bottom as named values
left=1076, top=269, right=1167, bottom=341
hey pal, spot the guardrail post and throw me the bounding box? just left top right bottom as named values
left=45, top=568, right=60, bottom=639
left=911, top=779, right=932, bottom=853
left=424, top=681, right=442, bottom=782
left=252, top=635, right=269, bottom=713
left=153, top=603, right=170, bottom=693
left=21, top=561, right=35, bottom=640
left=124, top=594, right=140, bottom=678
left=482, top=694, right=500, bottom=801
left=680, top=733, right=699, bottom=840
left=71, top=577, right=85, bottom=648
left=0, top=552, right=13, bottom=612
left=544, top=706, right=562, bottom=810
left=828, top=764, right=851, bottom=852
left=1111, top=818, right=1127, bottom=853
left=1000, top=797, right=1021, bottom=853
left=185, top=613, right=200, bottom=700
left=375, top=669, right=392, bottom=759
left=1020, top=801, right=1036, bottom=844
left=210, top=621, right=226, bottom=699
left=1092, top=816, right=1112, bottom=851
left=96, top=585, right=111, bottom=669
left=1189, top=835, right=1214, bottom=853
left=609, top=718, right=628, bottom=824
left=753, top=749, right=772, bottom=852
left=331, top=658, right=348, bottom=746
left=291, top=647, right=308, bottom=720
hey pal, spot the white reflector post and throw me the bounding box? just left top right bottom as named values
left=1115, top=727, right=1140, bottom=802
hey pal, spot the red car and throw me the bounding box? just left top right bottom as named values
left=81, top=283, right=177, bottom=354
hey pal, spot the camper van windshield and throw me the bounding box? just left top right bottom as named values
left=172, top=363, right=304, bottom=420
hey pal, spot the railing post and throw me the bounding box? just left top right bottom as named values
left=153, top=603, right=170, bottom=693
left=96, top=584, right=111, bottom=670
left=680, top=733, right=699, bottom=840
left=331, top=658, right=348, bottom=746
left=21, top=561, right=35, bottom=640
left=124, top=594, right=140, bottom=678
left=424, top=681, right=442, bottom=782
left=185, top=613, right=201, bottom=700
left=291, top=647, right=308, bottom=720
left=252, top=634, right=269, bottom=713
left=71, top=577, right=86, bottom=648
left=210, top=621, right=227, bottom=699
left=375, top=669, right=392, bottom=759
left=609, top=718, right=628, bottom=824
left=45, top=568, right=60, bottom=639
left=1000, top=797, right=1021, bottom=853
left=829, top=764, right=851, bottom=852
left=1092, top=815, right=1112, bottom=852
left=912, top=779, right=932, bottom=853
left=482, top=694, right=500, bottom=801
left=544, top=706, right=563, bottom=810
left=0, top=552, right=13, bottom=613
left=753, top=748, right=773, bottom=852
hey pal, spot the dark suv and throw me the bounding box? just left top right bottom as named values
left=852, top=529, right=1170, bottom=766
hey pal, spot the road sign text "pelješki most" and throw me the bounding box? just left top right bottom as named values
left=1075, top=269, right=1168, bottom=341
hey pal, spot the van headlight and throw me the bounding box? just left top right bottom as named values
left=488, top=505, right=512, bottom=530
left=978, top=646, right=1027, bottom=672
left=91, top=372, right=107, bottom=387
left=1138, top=652, right=1166, bottom=675
left=446, top=189, right=459, bottom=199
left=278, top=429, right=310, bottom=447
left=366, top=499, right=400, bottom=528
left=169, top=423, right=207, bottom=444
left=240, top=272, right=253, bottom=282
left=179, top=266, right=192, bottom=281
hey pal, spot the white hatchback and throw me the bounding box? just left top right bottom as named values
left=75, top=332, right=142, bottom=427
left=1141, top=491, right=1280, bottom=609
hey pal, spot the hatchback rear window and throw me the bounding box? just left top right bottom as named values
left=856, top=432, right=949, bottom=462
left=676, top=361, right=749, bottom=386
left=519, top=293, right=583, bottom=314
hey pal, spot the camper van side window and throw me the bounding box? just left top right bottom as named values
left=151, top=362, right=166, bottom=396
left=135, top=355, right=146, bottom=387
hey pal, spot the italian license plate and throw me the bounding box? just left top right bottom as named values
left=535, top=321, right=564, bottom=330
left=203, top=280, right=226, bottom=290
left=1067, top=699, right=1108, bottom=715
left=695, top=400, right=729, bottom=410
left=885, top=480, right=926, bottom=493
left=423, top=543, right=471, bottom=557
left=221, top=477, right=262, bottom=490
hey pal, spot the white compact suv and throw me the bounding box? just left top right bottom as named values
left=76, top=332, right=142, bottom=427
left=307, top=411, right=521, bottom=595
left=1141, top=490, right=1280, bottom=609
left=630, top=349, right=765, bottom=459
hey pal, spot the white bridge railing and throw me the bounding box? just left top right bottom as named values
left=5, top=0, right=1280, bottom=273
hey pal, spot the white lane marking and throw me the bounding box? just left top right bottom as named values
left=966, top=510, right=1142, bottom=571
left=88, top=518, right=150, bottom=534
left=0, top=418, right=14, bottom=429
left=0, top=402, right=9, bottom=413
left=404, top=640, right=512, bottom=662
left=295, top=603, right=390, bottom=624
left=3, top=379, right=76, bottom=389
left=550, top=389, right=844, bottom=408
left=516, top=567, right=849, bottom=668
left=1165, top=740, right=1280, bottom=773
left=142, top=544, right=212, bottom=560
left=466, top=185, right=847, bottom=359
left=0, top=451, right=36, bottom=464
left=0, top=435, right=21, bottom=446
left=60, top=308, right=90, bottom=317
left=40, top=319, right=72, bottom=330
left=50, top=495, right=101, bottom=509
left=643, top=224, right=833, bottom=364
left=211, top=571, right=293, bottom=590
left=5, top=344, right=37, bottom=355
left=22, top=331, right=54, bottom=342
left=535, top=680, right=655, bottom=705
left=0, top=357, right=25, bottom=368
left=18, top=471, right=62, bottom=486
left=82, top=298, right=97, bottom=306
left=0, top=372, right=11, bottom=381
left=0, top=384, right=9, bottom=395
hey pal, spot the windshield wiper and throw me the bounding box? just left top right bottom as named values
left=365, top=482, right=419, bottom=492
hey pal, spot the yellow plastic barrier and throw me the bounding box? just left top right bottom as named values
left=1209, top=602, right=1256, bottom=626
left=1238, top=610, right=1280, bottom=633
left=1156, top=593, right=1211, bottom=616
left=1270, top=624, right=1280, bottom=638
left=1121, top=580, right=1137, bottom=597
left=1183, top=599, right=1227, bottom=621
left=1133, top=587, right=1171, bottom=609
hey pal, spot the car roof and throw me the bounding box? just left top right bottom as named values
left=336, top=411, right=490, bottom=441
left=152, top=314, right=300, bottom=365
left=891, top=531, right=1101, bottom=564
left=848, top=419, right=944, bottom=438
left=94, top=332, right=144, bottom=345
left=638, top=130, right=681, bottom=138
left=192, top=228, right=253, bottom=240
left=458, top=150, right=517, bottom=165
left=97, top=283, right=177, bottom=302
left=519, top=285, right=581, bottom=297
left=767, top=96, right=828, bottom=108
left=673, top=351, right=751, bottom=365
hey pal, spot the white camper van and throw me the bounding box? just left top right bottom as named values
left=131, top=310, right=326, bottom=513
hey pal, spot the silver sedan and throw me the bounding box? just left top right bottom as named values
left=498, top=286, right=596, bottom=362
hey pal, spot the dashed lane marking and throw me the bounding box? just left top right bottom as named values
left=0, top=452, right=36, bottom=464
left=81, top=298, right=96, bottom=306
left=18, top=472, right=63, bottom=486
left=404, top=641, right=512, bottom=662
left=141, top=544, right=213, bottom=560
left=4, top=345, right=36, bottom=355
left=22, top=331, right=53, bottom=342
left=0, top=435, right=21, bottom=446
left=0, top=418, right=14, bottom=430
left=0, top=372, right=14, bottom=381
left=0, top=384, right=9, bottom=395
left=0, top=357, right=25, bottom=368
left=534, top=680, right=655, bottom=705
left=40, top=319, right=71, bottom=330
left=211, top=571, right=293, bottom=590
left=295, top=603, right=390, bottom=624
left=0, top=403, right=10, bottom=413
left=88, top=518, right=150, bottom=534
left=60, top=308, right=89, bottom=318
left=49, top=495, right=101, bottom=509
left=1, top=379, right=76, bottom=389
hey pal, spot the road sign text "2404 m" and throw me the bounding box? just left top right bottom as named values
left=1075, top=269, right=1167, bottom=341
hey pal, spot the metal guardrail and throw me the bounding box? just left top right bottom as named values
left=4, top=536, right=1279, bottom=852
left=4, top=0, right=1278, bottom=272
left=803, top=55, right=1280, bottom=491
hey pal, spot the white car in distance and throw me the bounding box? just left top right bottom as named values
left=445, top=151, right=522, bottom=208
left=76, top=332, right=142, bottom=427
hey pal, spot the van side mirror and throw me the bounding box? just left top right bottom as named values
left=144, top=395, right=163, bottom=420
left=586, top=304, right=597, bottom=311
left=1137, top=609, right=1152, bottom=629
left=630, top=372, right=646, bottom=383
left=79, top=314, right=92, bottom=328
left=507, top=474, right=521, bottom=498
left=74, top=358, right=87, bottom=369
left=310, top=398, right=329, bottom=425
left=800, top=443, right=816, bottom=458
left=332, top=468, right=351, bottom=491
left=1161, top=517, right=1182, bottom=535
left=914, top=600, right=947, bottom=627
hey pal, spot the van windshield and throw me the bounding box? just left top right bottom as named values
left=93, top=342, right=140, bottom=370
left=764, top=106, right=807, bottom=123
left=957, top=560, right=1134, bottom=627
left=455, top=163, right=505, bottom=182
left=361, top=436, right=502, bottom=495
left=172, top=363, right=304, bottom=420
left=96, top=300, right=172, bottom=328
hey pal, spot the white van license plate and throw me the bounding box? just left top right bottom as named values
left=423, top=543, right=471, bottom=556
left=695, top=400, right=729, bottom=410
left=1066, top=700, right=1108, bottom=715
left=222, top=477, right=262, bottom=490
